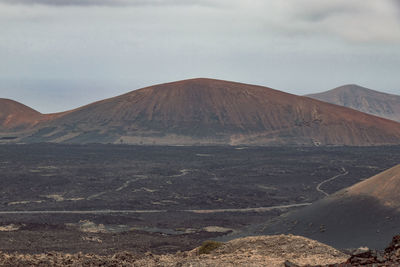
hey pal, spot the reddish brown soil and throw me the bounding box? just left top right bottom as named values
left=347, top=164, right=400, bottom=208
left=0, top=99, right=44, bottom=131
left=19, top=78, right=400, bottom=145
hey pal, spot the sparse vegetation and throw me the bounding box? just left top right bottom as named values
left=198, top=240, right=224, bottom=255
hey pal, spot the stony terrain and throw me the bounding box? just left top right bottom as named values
left=342, top=235, right=400, bottom=266
left=307, top=84, right=400, bottom=123
left=2, top=234, right=400, bottom=266
left=0, top=235, right=349, bottom=267
left=0, top=144, right=399, bottom=255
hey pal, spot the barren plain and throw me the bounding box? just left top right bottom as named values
left=0, top=144, right=399, bottom=255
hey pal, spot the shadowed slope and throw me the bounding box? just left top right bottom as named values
left=20, top=78, right=400, bottom=145
left=257, top=164, right=400, bottom=249
left=307, top=84, right=400, bottom=122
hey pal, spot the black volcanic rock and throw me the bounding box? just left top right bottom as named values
left=339, top=235, right=400, bottom=266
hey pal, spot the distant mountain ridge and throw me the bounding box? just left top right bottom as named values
left=2, top=78, right=400, bottom=146
left=306, top=84, right=400, bottom=122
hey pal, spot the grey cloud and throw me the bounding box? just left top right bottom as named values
left=275, top=0, right=400, bottom=43
left=285, top=1, right=373, bottom=23
left=1, top=0, right=400, bottom=114
left=393, top=0, right=400, bottom=15
left=294, top=5, right=358, bottom=22
left=0, top=0, right=217, bottom=7
left=0, top=0, right=123, bottom=6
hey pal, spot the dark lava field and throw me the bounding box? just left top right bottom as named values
left=0, top=144, right=399, bottom=254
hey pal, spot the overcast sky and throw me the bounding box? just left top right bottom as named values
left=0, top=0, right=399, bottom=113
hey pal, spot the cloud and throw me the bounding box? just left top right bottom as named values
left=0, top=0, right=400, bottom=114
left=262, top=0, right=400, bottom=43
left=1, top=0, right=399, bottom=44
left=0, top=0, right=218, bottom=7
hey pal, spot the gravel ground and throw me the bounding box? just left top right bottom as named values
left=0, top=235, right=349, bottom=267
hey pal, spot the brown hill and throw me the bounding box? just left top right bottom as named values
left=306, top=84, right=400, bottom=122
left=17, top=78, right=400, bottom=145
left=257, top=164, right=400, bottom=249
left=0, top=98, right=44, bottom=132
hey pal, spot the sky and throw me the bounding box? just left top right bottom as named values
left=0, top=0, right=399, bottom=113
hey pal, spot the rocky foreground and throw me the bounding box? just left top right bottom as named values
left=0, top=235, right=347, bottom=266
left=1, top=234, right=399, bottom=266
left=340, top=235, right=400, bottom=267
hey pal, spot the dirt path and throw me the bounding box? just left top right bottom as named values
left=169, top=169, right=191, bottom=177
left=184, top=203, right=312, bottom=213
left=86, top=175, right=149, bottom=200
left=115, top=175, right=148, bottom=192
left=316, top=167, right=348, bottom=196
left=0, top=203, right=311, bottom=215
left=0, top=210, right=168, bottom=214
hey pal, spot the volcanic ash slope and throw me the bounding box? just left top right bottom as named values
left=258, top=164, right=400, bottom=249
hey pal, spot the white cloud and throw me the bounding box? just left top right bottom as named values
left=228, top=0, right=400, bottom=43
left=287, top=0, right=400, bottom=43
left=1, top=0, right=399, bottom=43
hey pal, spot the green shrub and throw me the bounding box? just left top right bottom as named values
left=198, top=240, right=224, bottom=255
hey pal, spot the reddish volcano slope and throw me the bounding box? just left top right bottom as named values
left=23, top=78, right=400, bottom=145
left=307, top=84, right=400, bottom=122
left=0, top=99, right=44, bottom=132
left=346, top=164, right=400, bottom=208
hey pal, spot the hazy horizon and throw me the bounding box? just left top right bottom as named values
left=1, top=0, right=399, bottom=113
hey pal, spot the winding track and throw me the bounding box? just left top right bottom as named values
left=0, top=203, right=312, bottom=215
left=183, top=203, right=312, bottom=214
left=1, top=169, right=320, bottom=215
left=316, top=167, right=348, bottom=196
